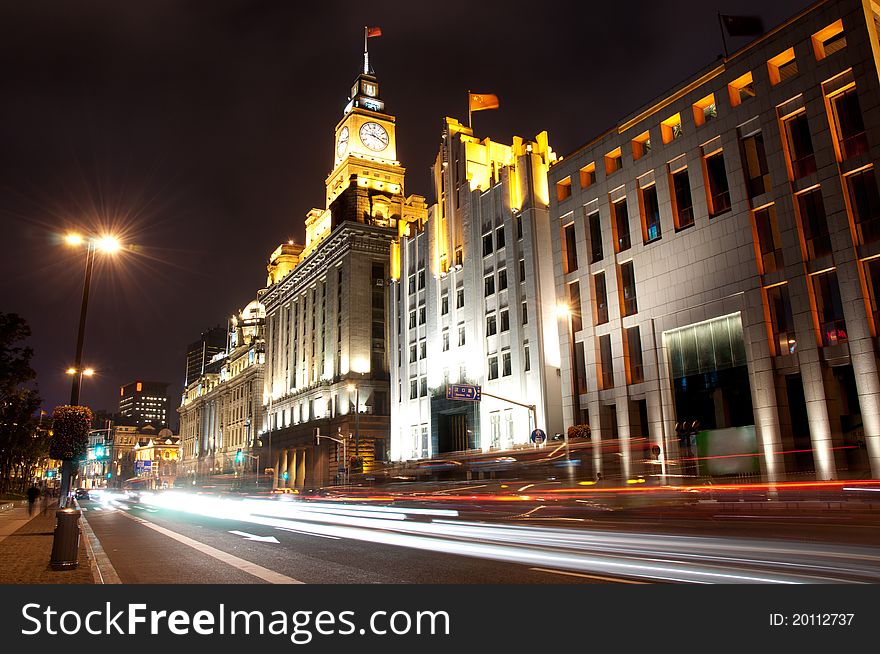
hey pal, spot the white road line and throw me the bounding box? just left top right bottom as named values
left=530, top=566, right=647, bottom=584
left=276, top=527, right=341, bottom=540
left=115, top=510, right=303, bottom=584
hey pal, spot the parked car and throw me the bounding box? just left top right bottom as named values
left=74, top=488, right=90, bottom=500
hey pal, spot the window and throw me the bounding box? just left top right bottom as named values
left=692, top=93, right=717, bottom=127
left=704, top=149, right=731, bottom=216
left=516, top=218, right=523, bottom=240
left=484, top=275, right=495, bottom=297
left=598, top=334, right=614, bottom=389
left=420, top=376, right=427, bottom=397
left=488, top=356, right=499, bottom=380
left=498, top=268, right=508, bottom=291
left=846, top=168, right=880, bottom=245
left=605, top=147, right=623, bottom=175
left=797, top=187, right=832, bottom=259
left=482, top=233, right=493, bottom=257
left=486, top=314, right=497, bottom=336
left=408, top=311, right=416, bottom=329
left=500, top=308, right=509, bottom=332
left=418, top=306, right=426, bottom=324
left=612, top=197, right=631, bottom=252
left=564, top=271, right=588, bottom=334
left=563, top=222, right=579, bottom=272
left=442, top=330, right=449, bottom=351
left=740, top=131, right=771, bottom=198
left=502, top=351, right=511, bottom=376
left=625, top=326, right=644, bottom=384
left=417, top=269, right=425, bottom=290
left=864, top=258, right=880, bottom=332
left=728, top=71, right=755, bottom=107
left=521, top=301, right=528, bottom=325
left=574, top=341, right=588, bottom=395
left=524, top=345, right=530, bottom=372
left=496, top=226, right=505, bottom=250
left=519, top=259, right=525, bottom=283
left=619, top=261, right=637, bottom=317
left=580, top=162, right=596, bottom=188
left=671, top=168, right=694, bottom=230
left=456, top=288, right=464, bottom=309
left=454, top=248, right=463, bottom=266
left=458, top=325, right=466, bottom=346
left=812, top=19, right=846, bottom=60
left=408, top=275, right=415, bottom=294
left=632, top=131, right=651, bottom=160
left=768, top=48, right=797, bottom=85
left=557, top=176, right=572, bottom=202
left=594, top=272, right=609, bottom=325
left=783, top=112, right=816, bottom=179
left=410, top=379, right=418, bottom=400
left=811, top=270, right=848, bottom=346
left=441, top=294, right=449, bottom=315
left=588, top=211, right=603, bottom=263
left=661, top=113, right=682, bottom=144
left=765, top=283, right=797, bottom=355
left=752, top=205, right=784, bottom=274
left=829, top=87, right=868, bottom=160
left=409, top=343, right=417, bottom=363
left=640, top=184, right=661, bottom=243
left=419, top=339, right=426, bottom=359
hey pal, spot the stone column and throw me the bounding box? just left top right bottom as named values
left=296, top=449, right=306, bottom=490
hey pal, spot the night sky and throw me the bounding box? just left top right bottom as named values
left=0, top=0, right=812, bottom=426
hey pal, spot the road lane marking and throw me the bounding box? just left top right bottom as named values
left=229, top=530, right=280, bottom=543
left=530, top=566, right=647, bottom=584
left=275, top=527, right=341, bottom=540
left=116, top=511, right=303, bottom=584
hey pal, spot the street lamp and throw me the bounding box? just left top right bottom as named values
left=347, top=382, right=360, bottom=460
left=60, top=231, right=121, bottom=505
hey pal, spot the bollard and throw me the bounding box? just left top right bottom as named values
left=50, top=508, right=81, bottom=570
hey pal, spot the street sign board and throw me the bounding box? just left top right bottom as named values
left=446, top=383, right=482, bottom=402
left=530, top=429, right=547, bottom=445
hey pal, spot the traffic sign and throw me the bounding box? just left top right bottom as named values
left=530, top=429, right=547, bottom=445
left=446, top=383, right=482, bottom=402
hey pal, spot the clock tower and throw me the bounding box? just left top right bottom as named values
left=326, top=63, right=403, bottom=209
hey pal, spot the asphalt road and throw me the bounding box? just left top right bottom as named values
left=79, top=498, right=606, bottom=584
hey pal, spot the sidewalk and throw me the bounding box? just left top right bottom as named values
left=0, top=500, right=94, bottom=584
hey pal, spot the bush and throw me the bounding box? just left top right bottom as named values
left=49, top=405, right=93, bottom=460
left=567, top=424, right=591, bottom=440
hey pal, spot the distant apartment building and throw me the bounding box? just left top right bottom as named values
left=389, top=118, right=563, bottom=460
left=118, top=380, right=170, bottom=428
left=184, top=326, right=228, bottom=387
left=178, top=300, right=266, bottom=480
left=547, top=0, right=880, bottom=481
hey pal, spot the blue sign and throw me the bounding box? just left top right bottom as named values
left=530, top=429, right=547, bottom=445
left=446, top=384, right=482, bottom=402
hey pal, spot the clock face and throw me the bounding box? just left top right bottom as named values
left=336, top=126, right=349, bottom=157
left=359, top=122, right=389, bottom=152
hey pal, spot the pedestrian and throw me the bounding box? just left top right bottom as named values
left=41, top=488, right=50, bottom=515
left=26, top=485, right=39, bottom=516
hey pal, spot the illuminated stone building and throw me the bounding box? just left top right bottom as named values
left=260, top=57, right=427, bottom=486
left=389, top=118, right=563, bottom=460
left=177, top=300, right=266, bottom=481
left=547, top=0, right=880, bottom=481
left=133, top=429, right=180, bottom=490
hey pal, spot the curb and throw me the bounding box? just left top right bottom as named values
left=77, top=504, right=122, bottom=584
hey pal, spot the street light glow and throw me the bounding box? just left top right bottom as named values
left=347, top=383, right=356, bottom=393
left=83, top=368, right=95, bottom=376
left=64, top=233, right=84, bottom=246
left=66, top=367, right=77, bottom=375
left=95, top=235, right=121, bottom=253
left=555, top=303, right=571, bottom=318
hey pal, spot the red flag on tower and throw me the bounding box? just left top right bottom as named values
left=367, top=26, right=382, bottom=38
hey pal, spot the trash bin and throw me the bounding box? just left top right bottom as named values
left=50, top=508, right=81, bottom=570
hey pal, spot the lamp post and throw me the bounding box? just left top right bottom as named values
left=59, top=232, right=120, bottom=505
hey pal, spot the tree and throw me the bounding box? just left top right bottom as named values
left=0, top=313, right=42, bottom=493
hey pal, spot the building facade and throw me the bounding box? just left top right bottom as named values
left=118, top=380, right=170, bottom=428
left=389, top=118, right=563, bottom=460
left=178, top=300, right=266, bottom=481
left=260, top=60, right=427, bottom=487
left=548, top=0, right=880, bottom=481
left=185, top=326, right=228, bottom=387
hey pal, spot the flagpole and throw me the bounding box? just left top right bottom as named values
left=467, top=90, right=472, bottom=130
left=717, top=12, right=729, bottom=58
left=363, top=26, right=369, bottom=74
